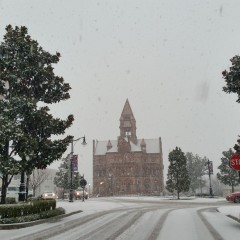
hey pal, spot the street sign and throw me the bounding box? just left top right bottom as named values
left=80, top=178, right=87, bottom=188
left=230, top=154, right=240, bottom=171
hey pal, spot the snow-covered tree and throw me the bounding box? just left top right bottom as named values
left=186, top=152, right=207, bottom=194
left=54, top=157, right=81, bottom=199
left=166, top=147, right=190, bottom=199
left=54, top=162, right=69, bottom=198
left=222, top=57, right=240, bottom=154
left=0, top=25, right=73, bottom=203
left=222, top=56, right=240, bottom=103
left=217, top=149, right=239, bottom=193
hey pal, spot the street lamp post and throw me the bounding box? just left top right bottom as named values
left=18, top=172, right=26, bottom=201
left=207, top=160, right=213, bottom=197
left=69, top=136, right=87, bottom=202
left=108, top=173, right=113, bottom=196
left=99, top=181, right=104, bottom=197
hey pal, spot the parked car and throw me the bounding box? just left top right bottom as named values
left=41, top=192, right=56, bottom=200
left=74, top=189, right=88, bottom=200
left=226, top=192, right=240, bottom=203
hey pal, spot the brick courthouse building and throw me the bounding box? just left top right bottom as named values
left=93, top=99, right=164, bottom=196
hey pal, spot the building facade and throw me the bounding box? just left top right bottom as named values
left=93, top=99, right=164, bottom=196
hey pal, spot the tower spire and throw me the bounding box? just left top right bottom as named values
left=119, top=99, right=137, bottom=144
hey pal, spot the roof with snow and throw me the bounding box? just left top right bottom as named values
left=94, top=138, right=161, bottom=155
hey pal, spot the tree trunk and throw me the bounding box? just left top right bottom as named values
left=33, top=186, right=36, bottom=197
left=1, top=175, right=8, bottom=204
left=232, top=184, right=234, bottom=193
left=176, top=174, right=180, bottom=199
left=200, top=177, right=203, bottom=196
left=26, top=174, right=30, bottom=200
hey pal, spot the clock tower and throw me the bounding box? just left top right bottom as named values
left=119, top=99, right=137, bottom=145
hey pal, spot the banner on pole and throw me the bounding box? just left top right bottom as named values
left=72, top=154, right=78, bottom=172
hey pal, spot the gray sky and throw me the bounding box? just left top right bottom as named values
left=1, top=0, right=240, bottom=186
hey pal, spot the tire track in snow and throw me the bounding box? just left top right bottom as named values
left=13, top=208, right=136, bottom=240
left=77, top=207, right=164, bottom=240
left=197, top=208, right=224, bottom=240
left=48, top=206, right=169, bottom=240
left=82, top=210, right=144, bottom=240
left=147, top=209, right=175, bottom=240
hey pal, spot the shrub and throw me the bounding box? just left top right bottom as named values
left=39, top=207, right=65, bottom=219
left=0, top=199, right=56, bottom=218
left=0, top=207, right=65, bottom=224
left=6, top=198, right=16, bottom=204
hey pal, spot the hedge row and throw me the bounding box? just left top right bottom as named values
left=0, top=207, right=65, bottom=224
left=0, top=200, right=56, bottom=219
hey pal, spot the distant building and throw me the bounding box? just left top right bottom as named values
left=93, top=99, right=164, bottom=196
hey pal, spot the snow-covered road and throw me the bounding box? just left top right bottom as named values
left=44, top=204, right=239, bottom=240
left=1, top=197, right=240, bottom=240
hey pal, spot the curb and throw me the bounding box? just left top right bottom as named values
left=226, top=214, right=240, bottom=223
left=0, top=210, right=82, bottom=230
left=216, top=208, right=240, bottom=224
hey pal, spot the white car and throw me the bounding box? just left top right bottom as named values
left=41, top=192, right=56, bottom=200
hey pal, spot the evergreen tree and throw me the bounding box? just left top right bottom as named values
left=222, top=57, right=240, bottom=153
left=54, top=157, right=81, bottom=199
left=186, top=152, right=207, bottom=194
left=166, top=147, right=190, bottom=199
left=0, top=25, right=73, bottom=203
left=217, top=149, right=239, bottom=193
left=54, top=162, right=69, bottom=199
left=222, top=56, right=240, bottom=103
